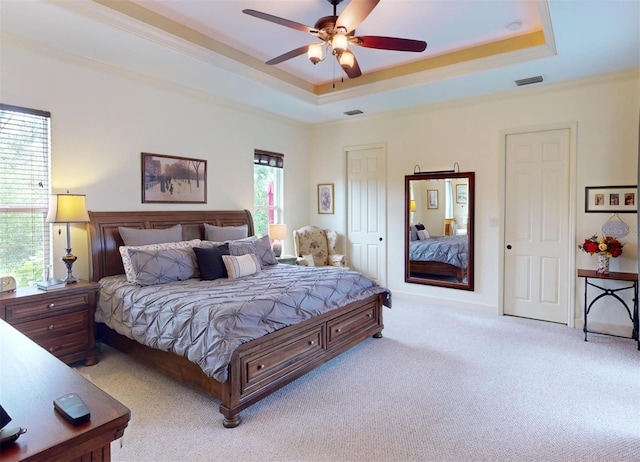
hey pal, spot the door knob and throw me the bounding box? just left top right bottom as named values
left=379, top=237, right=383, bottom=242
left=506, top=245, right=512, bottom=250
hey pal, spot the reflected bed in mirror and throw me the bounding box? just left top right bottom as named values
left=405, top=172, right=475, bottom=291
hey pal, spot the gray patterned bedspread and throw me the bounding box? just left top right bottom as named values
left=95, top=264, right=391, bottom=382
left=409, top=235, right=468, bottom=268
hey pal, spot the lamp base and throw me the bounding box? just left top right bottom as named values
left=62, top=250, right=78, bottom=284
left=272, top=242, right=282, bottom=258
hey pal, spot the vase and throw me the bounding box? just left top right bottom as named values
left=596, top=253, right=610, bottom=275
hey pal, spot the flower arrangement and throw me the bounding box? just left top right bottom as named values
left=578, top=234, right=624, bottom=258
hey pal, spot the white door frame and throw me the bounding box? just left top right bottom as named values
left=498, top=122, right=578, bottom=327
left=344, top=142, right=387, bottom=286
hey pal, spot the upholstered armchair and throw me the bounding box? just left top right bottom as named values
left=293, top=226, right=348, bottom=268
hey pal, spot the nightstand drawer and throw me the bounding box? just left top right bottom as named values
left=15, top=311, right=89, bottom=341
left=38, top=331, right=90, bottom=358
left=4, top=292, right=90, bottom=323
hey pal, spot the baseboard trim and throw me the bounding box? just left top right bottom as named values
left=392, top=290, right=496, bottom=315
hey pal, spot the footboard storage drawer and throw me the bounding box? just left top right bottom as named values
left=241, top=325, right=325, bottom=395
left=327, top=302, right=379, bottom=349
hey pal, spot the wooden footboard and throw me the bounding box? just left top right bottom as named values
left=409, top=260, right=466, bottom=281
left=97, top=292, right=384, bottom=427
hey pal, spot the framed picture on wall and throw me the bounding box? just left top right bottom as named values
left=427, top=190, right=438, bottom=209
left=318, top=183, right=334, bottom=214
left=456, top=184, right=468, bottom=204
left=141, top=152, right=207, bottom=203
left=585, top=185, right=637, bottom=213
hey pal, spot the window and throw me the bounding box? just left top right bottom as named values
left=253, top=149, right=283, bottom=236
left=0, top=104, right=51, bottom=287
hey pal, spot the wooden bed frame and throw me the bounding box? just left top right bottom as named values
left=409, top=260, right=466, bottom=282
left=88, top=210, right=385, bottom=428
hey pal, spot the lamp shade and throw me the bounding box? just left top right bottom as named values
left=46, top=194, right=90, bottom=223
left=268, top=224, right=287, bottom=241
left=409, top=200, right=417, bottom=212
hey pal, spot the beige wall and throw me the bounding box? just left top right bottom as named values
left=309, top=70, right=640, bottom=331
left=1, top=40, right=312, bottom=280
left=2, top=35, right=638, bottom=334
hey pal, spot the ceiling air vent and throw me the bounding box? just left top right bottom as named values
left=344, top=109, right=363, bottom=116
left=515, top=76, right=543, bottom=87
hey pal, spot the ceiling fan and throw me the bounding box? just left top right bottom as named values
left=243, top=0, right=427, bottom=79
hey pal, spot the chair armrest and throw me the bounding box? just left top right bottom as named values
left=329, top=254, right=348, bottom=267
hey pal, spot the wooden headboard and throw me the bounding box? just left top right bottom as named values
left=88, top=210, right=254, bottom=281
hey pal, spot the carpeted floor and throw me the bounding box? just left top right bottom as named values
left=77, top=295, right=640, bottom=462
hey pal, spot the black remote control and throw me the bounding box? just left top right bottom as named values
left=53, top=393, right=91, bottom=425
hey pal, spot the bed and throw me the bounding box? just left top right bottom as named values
left=88, top=209, right=390, bottom=428
left=408, top=235, right=468, bottom=282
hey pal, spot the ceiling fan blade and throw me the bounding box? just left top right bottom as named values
left=242, top=9, right=317, bottom=34
left=354, top=36, right=427, bottom=52
left=336, top=0, right=380, bottom=32
left=340, top=51, right=362, bottom=79
left=265, top=45, right=310, bottom=65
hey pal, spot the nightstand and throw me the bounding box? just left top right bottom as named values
left=0, top=280, right=100, bottom=366
left=277, top=255, right=298, bottom=265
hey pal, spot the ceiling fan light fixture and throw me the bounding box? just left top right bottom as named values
left=308, top=43, right=324, bottom=64
left=339, top=50, right=354, bottom=69
left=331, top=32, right=348, bottom=54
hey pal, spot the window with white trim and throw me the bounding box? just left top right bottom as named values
left=253, top=149, right=283, bottom=236
left=0, top=104, right=51, bottom=287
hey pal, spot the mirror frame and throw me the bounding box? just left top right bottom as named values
left=405, top=171, right=475, bottom=291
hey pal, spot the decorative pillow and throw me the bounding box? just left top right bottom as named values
left=119, top=224, right=182, bottom=246
left=204, top=223, right=248, bottom=242
left=410, top=225, right=418, bottom=241
left=417, top=230, right=431, bottom=240
left=127, top=247, right=198, bottom=286
left=228, top=235, right=277, bottom=268
left=415, top=223, right=426, bottom=231
left=193, top=244, right=230, bottom=280
left=119, top=239, right=201, bottom=283
left=302, top=254, right=315, bottom=267
left=222, top=254, right=261, bottom=279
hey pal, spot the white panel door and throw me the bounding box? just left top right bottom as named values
left=504, top=129, right=570, bottom=323
left=347, top=145, right=386, bottom=286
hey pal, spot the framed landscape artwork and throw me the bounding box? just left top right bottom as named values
left=427, top=190, right=438, bottom=209
left=585, top=185, right=637, bottom=213
left=141, top=153, right=207, bottom=203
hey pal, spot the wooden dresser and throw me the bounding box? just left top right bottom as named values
left=0, top=319, right=130, bottom=461
left=0, top=280, right=99, bottom=366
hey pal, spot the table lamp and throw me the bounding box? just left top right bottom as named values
left=268, top=224, right=287, bottom=257
left=46, top=193, right=90, bottom=284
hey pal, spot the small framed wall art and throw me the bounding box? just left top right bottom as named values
left=585, top=185, right=637, bottom=213
left=142, top=152, right=207, bottom=203
left=318, top=183, right=334, bottom=214
left=427, top=190, right=438, bottom=209
left=456, top=184, right=468, bottom=204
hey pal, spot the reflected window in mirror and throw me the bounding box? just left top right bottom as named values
left=405, top=172, right=475, bottom=291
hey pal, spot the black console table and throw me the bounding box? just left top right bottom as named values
left=577, top=269, right=638, bottom=350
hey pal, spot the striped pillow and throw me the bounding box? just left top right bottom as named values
left=222, top=254, right=261, bottom=279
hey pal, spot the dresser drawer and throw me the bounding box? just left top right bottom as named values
left=38, top=331, right=90, bottom=358
left=4, top=292, right=90, bottom=323
left=14, top=311, right=89, bottom=341
left=242, top=325, right=324, bottom=394
left=327, top=303, right=378, bottom=348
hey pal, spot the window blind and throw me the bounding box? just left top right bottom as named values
left=0, top=103, right=51, bottom=286
left=254, top=149, right=284, bottom=169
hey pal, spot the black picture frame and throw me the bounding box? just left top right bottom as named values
left=584, top=185, right=637, bottom=213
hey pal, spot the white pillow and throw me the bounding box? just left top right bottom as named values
left=222, top=254, right=261, bottom=279
left=417, top=230, right=431, bottom=240
left=302, top=254, right=315, bottom=267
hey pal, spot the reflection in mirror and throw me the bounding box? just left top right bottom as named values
left=405, top=172, right=475, bottom=291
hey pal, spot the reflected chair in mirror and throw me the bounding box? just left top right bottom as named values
left=293, top=226, right=348, bottom=268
